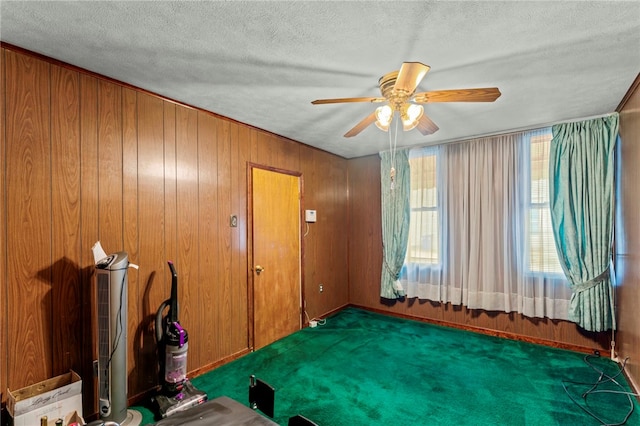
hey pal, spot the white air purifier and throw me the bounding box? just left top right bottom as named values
left=96, top=251, right=129, bottom=423
left=93, top=243, right=142, bottom=426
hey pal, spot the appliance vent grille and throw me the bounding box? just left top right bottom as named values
left=97, top=271, right=111, bottom=405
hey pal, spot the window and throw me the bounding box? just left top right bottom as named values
left=527, top=132, right=564, bottom=274
left=406, top=149, right=439, bottom=265
left=400, top=130, right=570, bottom=318
left=401, top=130, right=570, bottom=319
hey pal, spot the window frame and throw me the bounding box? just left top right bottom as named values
left=405, top=148, right=441, bottom=267
left=524, top=131, right=565, bottom=277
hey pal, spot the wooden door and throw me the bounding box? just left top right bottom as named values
left=251, top=167, right=302, bottom=350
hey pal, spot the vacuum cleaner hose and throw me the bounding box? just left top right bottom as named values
left=155, top=299, right=171, bottom=344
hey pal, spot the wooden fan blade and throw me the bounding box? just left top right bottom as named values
left=413, top=87, right=501, bottom=103
left=311, top=97, right=386, bottom=105
left=394, top=62, right=430, bottom=95
left=416, top=114, right=439, bottom=136
left=344, top=111, right=377, bottom=138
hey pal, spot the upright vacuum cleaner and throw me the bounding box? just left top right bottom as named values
left=154, top=261, right=207, bottom=418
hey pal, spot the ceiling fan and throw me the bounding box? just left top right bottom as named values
left=311, top=62, right=501, bottom=138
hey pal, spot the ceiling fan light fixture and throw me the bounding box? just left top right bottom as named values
left=401, top=104, right=424, bottom=131
left=375, top=105, right=393, bottom=131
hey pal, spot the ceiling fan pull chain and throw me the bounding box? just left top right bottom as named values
left=389, top=116, right=399, bottom=190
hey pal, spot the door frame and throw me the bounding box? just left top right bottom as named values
left=246, top=163, right=305, bottom=351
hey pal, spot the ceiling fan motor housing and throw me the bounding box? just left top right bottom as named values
left=379, top=70, right=414, bottom=107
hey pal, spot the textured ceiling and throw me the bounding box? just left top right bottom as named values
left=1, top=1, right=639, bottom=158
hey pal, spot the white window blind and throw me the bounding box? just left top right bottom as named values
left=407, top=150, right=439, bottom=265
left=528, top=132, right=564, bottom=274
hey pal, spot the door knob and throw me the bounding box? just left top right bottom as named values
left=255, top=265, right=264, bottom=275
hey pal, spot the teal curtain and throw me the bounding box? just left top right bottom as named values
left=549, top=114, right=618, bottom=332
left=380, top=150, right=411, bottom=299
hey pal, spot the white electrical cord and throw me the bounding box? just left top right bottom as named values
left=304, top=310, right=326, bottom=328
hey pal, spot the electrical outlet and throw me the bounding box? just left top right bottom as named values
left=319, top=284, right=323, bottom=293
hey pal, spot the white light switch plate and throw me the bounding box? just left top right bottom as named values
left=305, top=209, right=317, bottom=222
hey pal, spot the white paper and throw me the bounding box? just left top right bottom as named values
left=92, top=241, right=108, bottom=264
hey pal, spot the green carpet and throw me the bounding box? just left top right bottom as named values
left=133, top=307, right=639, bottom=425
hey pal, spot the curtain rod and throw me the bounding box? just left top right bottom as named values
left=380, top=111, right=617, bottom=154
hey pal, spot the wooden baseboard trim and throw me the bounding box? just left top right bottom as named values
left=309, top=304, right=349, bottom=324
left=126, top=347, right=252, bottom=408
left=189, top=348, right=252, bottom=378
left=348, top=304, right=600, bottom=355
left=621, top=363, right=640, bottom=401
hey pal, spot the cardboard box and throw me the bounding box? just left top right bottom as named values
left=7, top=370, right=82, bottom=426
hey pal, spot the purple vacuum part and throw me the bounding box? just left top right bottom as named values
left=174, top=322, right=186, bottom=347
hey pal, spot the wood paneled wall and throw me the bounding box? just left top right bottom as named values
left=0, top=46, right=349, bottom=414
left=347, top=155, right=611, bottom=353
left=3, top=42, right=634, bottom=419
left=616, top=75, right=640, bottom=391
